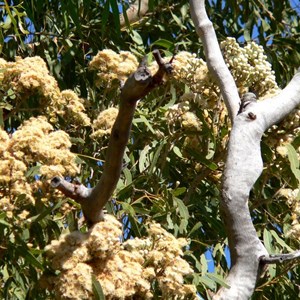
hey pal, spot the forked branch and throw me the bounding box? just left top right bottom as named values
left=189, top=0, right=300, bottom=299
left=51, top=50, right=172, bottom=225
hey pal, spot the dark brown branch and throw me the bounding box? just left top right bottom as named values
left=51, top=50, right=173, bottom=225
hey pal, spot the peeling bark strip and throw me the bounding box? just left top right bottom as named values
left=189, top=0, right=300, bottom=299
left=51, top=50, right=173, bottom=226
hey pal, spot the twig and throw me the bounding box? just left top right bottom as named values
left=50, top=177, right=91, bottom=203
left=260, top=251, right=300, bottom=264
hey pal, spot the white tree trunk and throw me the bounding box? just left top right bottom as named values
left=189, top=0, right=300, bottom=299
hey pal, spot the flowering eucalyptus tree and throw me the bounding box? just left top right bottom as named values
left=0, top=0, right=300, bottom=299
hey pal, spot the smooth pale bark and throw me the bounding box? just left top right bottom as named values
left=189, top=0, right=300, bottom=299
left=189, top=0, right=240, bottom=122
left=261, top=250, right=300, bottom=264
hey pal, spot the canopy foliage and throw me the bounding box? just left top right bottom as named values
left=0, top=0, right=300, bottom=299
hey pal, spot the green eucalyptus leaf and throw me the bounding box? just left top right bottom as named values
left=199, top=275, right=216, bottom=290
left=207, top=273, right=230, bottom=288
left=173, top=197, right=189, bottom=219
left=92, top=275, right=106, bottom=300
left=263, top=228, right=273, bottom=253
left=130, top=30, right=143, bottom=45
left=110, top=0, right=121, bottom=34
left=286, top=144, right=300, bottom=182
left=151, top=39, right=174, bottom=50
left=139, top=144, right=150, bottom=172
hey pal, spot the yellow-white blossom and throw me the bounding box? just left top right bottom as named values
left=91, top=107, right=119, bottom=139
left=0, top=57, right=90, bottom=125
left=89, top=49, right=138, bottom=87
left=45, top=215, right=197, bottom=299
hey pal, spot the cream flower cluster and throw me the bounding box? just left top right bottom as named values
left=91, top=107, right=119, bottom=139
left=289, top=206, right=300, bottom=239
left=170, top=40, right=279, bottom=107
left=10, top=116, right=79, bottom=178
left=165, top=101, right=189, bottom=125
left=59, top=90, right=91, bottom=126
left=181, top=111, right=202, bottom=131
left=221, top=37, right=279, bottom=97
left=275, top=109, right=300, bottom=148
left=0, top=116, right=79, bottom=215
left=0, top=57, right=90, bottom=125
left=166, top=100, right=201, bottom=132
left=265, top=109, right=300, bottom=159
left=89, top=49, right=139, bottom=87
left=277, top=189, right=300, bottom=239
left=88, top=44, right=279, bottom=110
left=172, top=51, right=219, bottom=105
left=44, top=215, right=197, bottom=300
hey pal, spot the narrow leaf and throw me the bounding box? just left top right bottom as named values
left=110, top=0, right=120, bottom=34
left=130, top=30, right=143, bottom=45
left=173, top=197, right=189, bottom=219
left=101, top=0, right=110, bottom=37
left=140, top=115, right=155, bottom=134
left=30, top=200, right=65, bottom=223
left=286, top=144, right=300, bottom=182
left=149, top=141, right=165, bottom=174
left=26, top=165, right=41, bottom=178
left=122, top=202, right=136, bottom=217
left=123, top=168, right=132, bottom=184
left=128, top=214, right=141, bottom=237
left=0, top=212, right=11, bottom=227
left=170, top=11, right=182, bottom=27
left=92, top=275, right=105, bottom=300
left=173, top=187, right=186, bottom=197
left=207, top=273, right=230, bottom=288
left=173, top=146, right=183, bottom=158
left=263, top=228, right=273, bottom=253
left=16, top=246, right=44, bottom=270
left=151, top=39, right=174, bottom=50
left=270, top=230, right=293, bottom=252
left=199, top=275, right=217, bottom=290
left=188, top=221, right=202, bottom=237
left=139, top=145, right=150, bottom=172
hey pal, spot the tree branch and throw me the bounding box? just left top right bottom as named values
left=260, top=251, right=300, bottom=264
left=120, top=0, right=149, bottom=27
left=51, top=177, right=92, bottom=202
left=189, top=0, right=240, bottom=122
left=214, top=64, right=300, bottom=300
left=51, top=50, right=172, bottom=225
left=257, top=68, right=300, bottom=129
